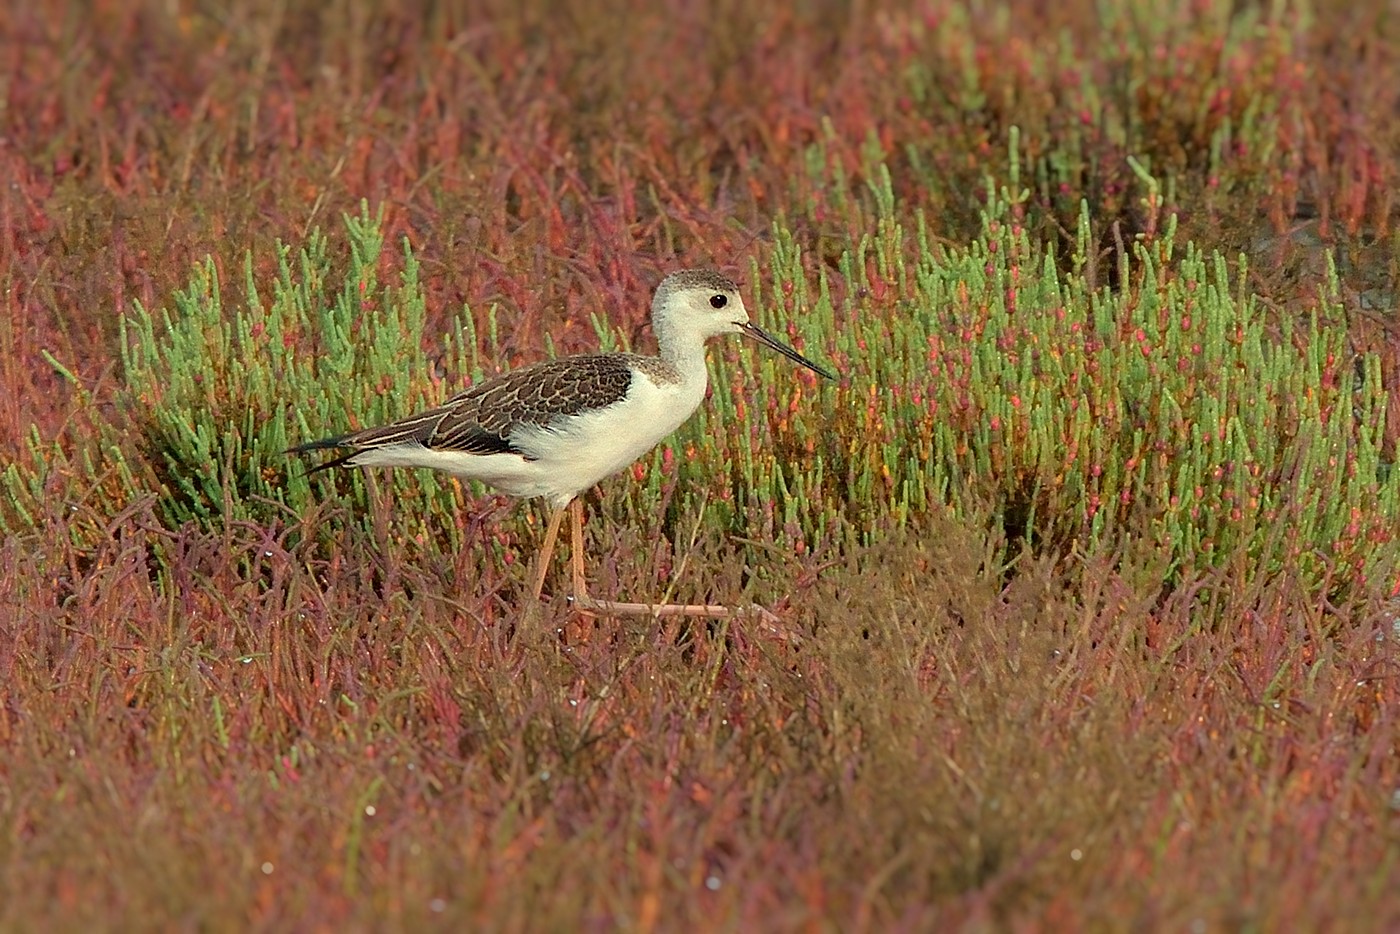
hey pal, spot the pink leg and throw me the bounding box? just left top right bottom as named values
left=569, top=498, right=588, bottom=599
left=529, top=504, right=567, bottom=601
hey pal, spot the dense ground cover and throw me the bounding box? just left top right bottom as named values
left=3, top=0, right=1399, bottom=928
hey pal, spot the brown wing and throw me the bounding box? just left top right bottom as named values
left=289, top=354, right=635, bottom=466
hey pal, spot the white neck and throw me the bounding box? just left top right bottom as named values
left=653, top=312, right=711, bottom=390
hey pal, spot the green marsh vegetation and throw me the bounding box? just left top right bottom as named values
left=3, top=0, right=1398, bottom=928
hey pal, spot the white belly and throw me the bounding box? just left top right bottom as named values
left=511, top=371, right=705, bottom=506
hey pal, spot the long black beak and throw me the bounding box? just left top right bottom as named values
left=737, top=321, right=836, bottom=380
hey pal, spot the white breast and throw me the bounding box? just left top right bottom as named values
left=510, top=369, right=707, bottom=507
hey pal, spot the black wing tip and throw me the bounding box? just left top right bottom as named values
left=285, top=437, right=343, bottom=456
left=285, top=435, right=359, bottom=475
left=285, top=433, right=355, bottom=456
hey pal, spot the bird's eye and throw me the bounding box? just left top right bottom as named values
left=709, top=294, right=728, bottom=309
